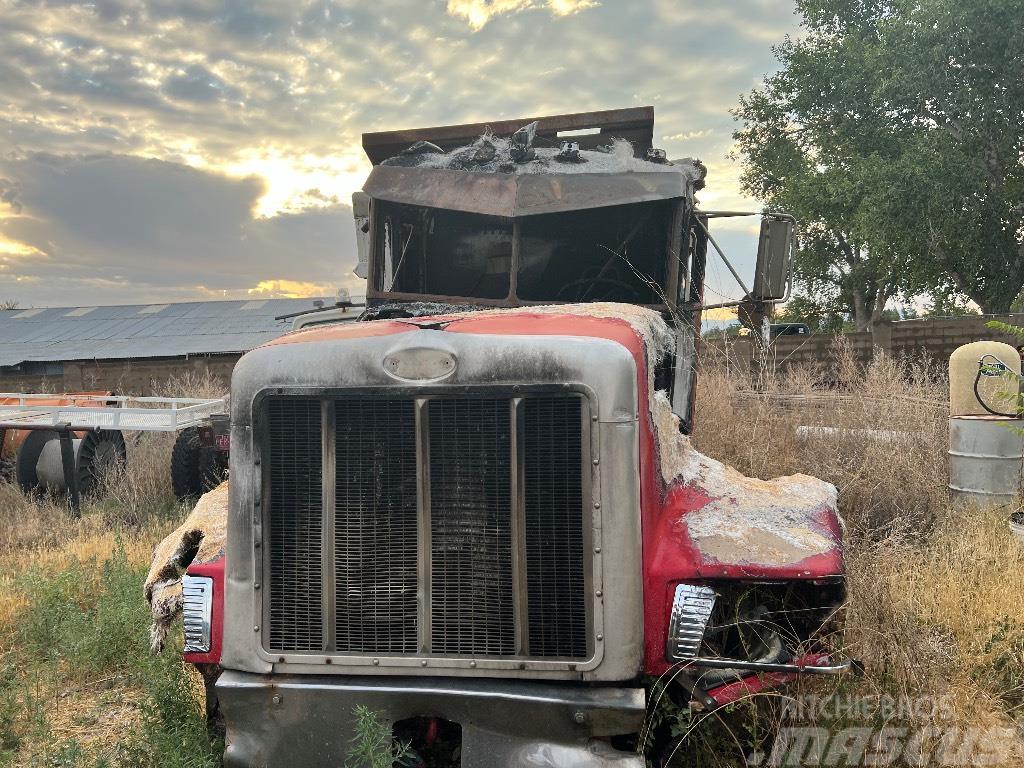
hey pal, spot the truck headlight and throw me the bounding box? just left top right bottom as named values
left=182, top=574, right=214, bottom=654
left=667, top=584, right=716, bottom=662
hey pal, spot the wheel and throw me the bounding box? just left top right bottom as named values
left=77, top=430, right=127, bottom=495
left=170, top=427, right=203, bottom=501
left=198, top=445, right=228, bottom=493
left=16, top=429, right=57, bottom=492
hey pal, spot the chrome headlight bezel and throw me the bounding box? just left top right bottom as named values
left=666, top=583, right=716, bottom=662
left=182, top=574, right=214, bottom=654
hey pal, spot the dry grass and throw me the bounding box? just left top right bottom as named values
left=696, top=337, right=950, bottom=534
left=2, top=359, right=1023, bottom=765
left=0, top=372, right=228, bottom=766
left=687, top=339, right=1024, bottom=764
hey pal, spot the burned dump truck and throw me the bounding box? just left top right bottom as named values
left=146, top=107, right=848, bottom=767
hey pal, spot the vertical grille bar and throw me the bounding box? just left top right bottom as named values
left=267, top=398, right=324, bottom=651
left=428, top=398, right=515, bottom=656
left=321, top=400, right=336, bottom=650
left=333, top=399, right=419, bottom=654
left=523, top=396, right=588, bottom=658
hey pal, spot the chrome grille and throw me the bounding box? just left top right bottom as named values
left=264, top=391, right=590, bottom=660
left=428, top=399, right=515, bottom=655
left=524, top=397, right=587, bottom=657
left=667, top=584, right=717, bottom=661
left=182, top=575, right=213, bottom=654
left=334, top=399, right=419, bottom=653
left=267, top=398, right=323, bottom=651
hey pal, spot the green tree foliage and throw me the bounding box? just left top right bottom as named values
left=774, top=294, right=851, bottom=333
left=734, top=0, right=1024, bottom=328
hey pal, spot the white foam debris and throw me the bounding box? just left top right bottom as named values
left=437, top=301, right=673, bottom=379
left=386, top=135, right=695, bottom=177
left=651, top=390, right=841, bottom=565
left=145, top=482, right=229, bottom=652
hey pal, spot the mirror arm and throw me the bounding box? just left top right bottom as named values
left=689, top=210, right=798, bottom=310
left=692, top=216, right=752, bottom=298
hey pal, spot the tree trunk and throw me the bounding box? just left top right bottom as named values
left=869, top=282, right=892, bottom=351
left=851, top=289, right=869, bottom=331
left=869, top=280, right=889, bottom=327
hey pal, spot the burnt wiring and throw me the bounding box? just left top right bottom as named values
left=973, top=353, right=1023, bottom=418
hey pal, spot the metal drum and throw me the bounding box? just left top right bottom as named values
left=949, top=415, right=1024, bottom=509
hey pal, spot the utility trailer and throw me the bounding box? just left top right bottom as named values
left=0, top=392, right=228, bottom=510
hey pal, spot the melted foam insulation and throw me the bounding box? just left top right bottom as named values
left=651, top=390, right=841, bottom=566
left=145, top=482, right=228, bottom=652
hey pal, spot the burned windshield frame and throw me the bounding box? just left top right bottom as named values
left=370, top=198, right=685, bottom=309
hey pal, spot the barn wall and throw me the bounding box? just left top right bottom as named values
left=0, top=354, right=240, bottom=396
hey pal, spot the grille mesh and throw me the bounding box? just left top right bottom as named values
left=265, top=392, right=589, bottom=660
left=334, top=399, right=419, bottom=653
left=427, top=398, right=515, bottom=655
left=267, top=398, right=323, bottom=651
left=523, top=397, right=588, bottom=657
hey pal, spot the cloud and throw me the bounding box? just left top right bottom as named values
left=446, top=0, right=599, bottom=30
left=248, top=279, right=336, bottom=298
left=0, top=154, right=358, bottom=306
left=663, top=129, right=713, bottom=142
left=162, top=64, right=242, bottom=104
left=0, top=0, right=799, bottom=305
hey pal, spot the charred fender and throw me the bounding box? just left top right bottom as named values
left=640, top=391, right=845, bottom=677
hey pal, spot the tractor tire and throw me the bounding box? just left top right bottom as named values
left=198, top=445, right=229, bottom=493
left=170, top=427, right=203, bottom=501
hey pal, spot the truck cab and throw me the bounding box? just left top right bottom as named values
left=153, top=107, right=847, bottom=767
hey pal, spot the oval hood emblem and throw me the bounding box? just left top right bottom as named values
left=383, top=347, right=457, bottom=382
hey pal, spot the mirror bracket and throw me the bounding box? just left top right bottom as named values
left=689, top=210, right=796, bottom=311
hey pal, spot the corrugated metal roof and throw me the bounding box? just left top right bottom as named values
left=0, top=298, right=361, bottom=367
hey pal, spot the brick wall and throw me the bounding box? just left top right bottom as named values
left=713, top=314, right=1024, bottom=373
left=0, top=354, right=240, bottom=395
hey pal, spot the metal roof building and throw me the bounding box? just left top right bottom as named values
left=0, top=298, right=359, bottom=371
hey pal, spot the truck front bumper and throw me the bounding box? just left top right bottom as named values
left=218, top=670, right=647, bottom=767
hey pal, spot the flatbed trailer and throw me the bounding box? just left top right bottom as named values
left=0, top=393, right=228, bottom=511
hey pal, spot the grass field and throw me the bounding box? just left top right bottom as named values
left=1, top=351, right=1022, bottom=766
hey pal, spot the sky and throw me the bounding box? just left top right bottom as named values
left=0, top=0, right=801, bottom=308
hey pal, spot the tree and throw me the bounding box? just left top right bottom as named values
left=0, top=299, right=19, bottom=310
left=734, top=0, right=1024, bottom=326
left=774, top=294, right=851, bottom=334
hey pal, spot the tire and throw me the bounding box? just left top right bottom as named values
left=198, top=445, right=228, bottom=493
left=170, top=427, right=203, bottom=501
left=77, top=429, right=127, bottom=496
left=16, top=429, right=59, bottom=493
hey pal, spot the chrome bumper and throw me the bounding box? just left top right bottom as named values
left=218, top=671, right=647, bottom=768
left=688, top=656, right=852, bottom=675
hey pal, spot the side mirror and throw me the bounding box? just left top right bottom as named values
left=751, top=216, right=794, bottom=301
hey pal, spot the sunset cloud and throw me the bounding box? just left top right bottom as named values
left=446, top=0, right=599, bottom=30
left=0, top=0, right=798, bottom=307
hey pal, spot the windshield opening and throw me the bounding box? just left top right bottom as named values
left=516, top=201, right=671, bottom=303
left=374, top=199, right=674, bottom=305
left=376, top=201, right=512, bottom=300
